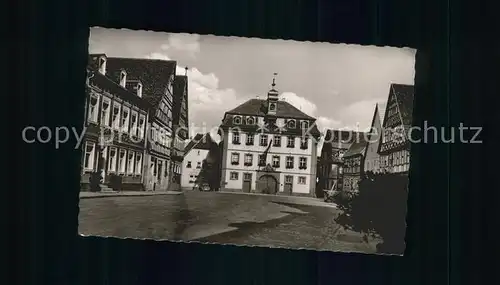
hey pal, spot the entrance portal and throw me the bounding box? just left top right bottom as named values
left=258, top=175, right=278, bottom=194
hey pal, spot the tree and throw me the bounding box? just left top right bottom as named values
left=194, top=141, right=222, bottom=191
left=334, top=172, right=409, bottom=254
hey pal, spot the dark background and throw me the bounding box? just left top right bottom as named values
left=13, top=0, right=489, bottom=284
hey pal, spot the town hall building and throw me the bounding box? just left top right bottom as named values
left=218, top=75, right=321, bottom=196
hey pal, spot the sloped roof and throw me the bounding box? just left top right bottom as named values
left=86, top=65, right=152, bottom=111
left=172, top=75, right=188, bottom=125
left=226, top=99, right=315, bottom=120
left=391, top=84, right=415, bottom=126
left=343, top=133, right=368, bottom=157
left=184, top=133, right=215, bottom=154
left=324, top=129, right=364, bottom=149
left=101, top=56, right=177, bottom=107
left=383, top=83, right=415, bottom=126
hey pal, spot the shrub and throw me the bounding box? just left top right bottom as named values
left=334, top=172, right=409, bottom=254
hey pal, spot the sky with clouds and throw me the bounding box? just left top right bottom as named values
left=89, top=27, right=415, bottom=150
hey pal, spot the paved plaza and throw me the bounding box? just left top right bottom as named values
left=79, top=191, right=378, bottom=253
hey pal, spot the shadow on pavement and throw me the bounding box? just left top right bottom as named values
left=171, top=193, right=195, bottom=240
left=194, top=211, right=308, bottom=243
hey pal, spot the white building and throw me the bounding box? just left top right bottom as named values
left=218, top=76, right=321, bottom=197
left=180, top=133, right=213, bottom=189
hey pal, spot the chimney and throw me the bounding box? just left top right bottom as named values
left=184, top=66, right=189, bottom=76
left=136, top=82, right=143, bottom=98
left=119, top=70, right=127, bottom=87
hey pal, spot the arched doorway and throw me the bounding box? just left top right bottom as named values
left=258, top=175, right=278, bottom=194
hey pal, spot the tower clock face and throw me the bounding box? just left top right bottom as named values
left=269, top=103, right=276, bottom=111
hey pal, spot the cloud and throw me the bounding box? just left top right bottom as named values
left=148, top=51, right=245, bottom=142
left=337, top=98, right=386, bottom=131
left=161, top=33, right=201, bottom=58
left=279, top=92, right=317, bottom=116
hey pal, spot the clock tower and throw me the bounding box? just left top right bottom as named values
left=266, top=73, right=279, bottom=116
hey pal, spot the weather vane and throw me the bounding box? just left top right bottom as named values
left=272, top=72, right=278, bottom=87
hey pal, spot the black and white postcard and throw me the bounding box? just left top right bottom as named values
left=79, top=27, right=416, bottom=255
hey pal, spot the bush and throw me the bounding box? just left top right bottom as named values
left=334, top=172, right=409, bottom=254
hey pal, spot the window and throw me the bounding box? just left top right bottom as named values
left=197, top=161, right=201, bottom=168
left=127, top=151, right=135, bottom=174
left=120, top=71, right=127, bottom=87
left=300, top=137, right=308, bottom=149
left=112, top=104, right=121, bottom=130
left=197, top=150, right=200, bottom=156
left=246, top=133, right=254, bottom=145
left=186, top=161, right=192, bottom=168
left=258, top=154, right=266, bottom=166
left=244, top=154, right=253, bottom=166
left=136, top=83, right=143, bottom=97
left=83, top=141, right=96, bottom=170
left=243, top=173, right=252, bottom=180
left=232, top=131, right=240, bottom=144
left=286, top=156, right=294, bottom=169
left=118, top=149, right=126, bottom=173
left=130, top=111, right=138, bottom=136
left=246, top=117, right=255, bottom=125
left=233, top=116, right=241, bottom=125
left=231, top=153, right=240, bottom=165
left=299, top=157, right=307, bottom=169
left=138, top=115, right=146, bottom=139
left=269, top=103, right=276, bottom=111
left=260, top=134, right=268, bottom=146
left=285, top=175, right=293, bottom=183
left=298, top=176, right=306, bottom=184
left=101, top=98, right=111, bottom=127
left=287, top=120, right=296, bottom=129
left=273, top=135, right=281, bottom=147
left=108, top=147, right=117, bottom=172
left=300, top=121, right=309, bottom=130
left=272, top=156, right=280, bottom=168
left=230, top=172, right=239, bottom=180
left=87, top=95, right=99, bottom=123
left=121, top=107, right=130, bottom=132
left=287, top=136, right=295, bottom=148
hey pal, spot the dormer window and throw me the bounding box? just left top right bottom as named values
left=136, top=82, right=143, bottom=97
left=98, top=57, right=106, bottom=75
left=300, top=120, right=309, bottom=130
left=287, top=119, right=296, bottom=129
left=233, top=116, right=242, bottom=125
left=119, top=70, right=127, bottom=87
left=246, top=117, right=255, bottom=125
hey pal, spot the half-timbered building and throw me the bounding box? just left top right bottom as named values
left=105, top=57, right=177, bottom=191
left=378, top=83, right=414, bottom=173
left=342, top=133, right=368, bottom=192
left=317, top=130, right=363, bottom=195
left=363, top=104, right=384, bottom=174
left=218, top=75, right=321, bottom=196
left=169, top=71, right=190, bottom=190
left=81, top=54, right=151, bottom=191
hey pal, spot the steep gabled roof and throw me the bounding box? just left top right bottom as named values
left=226, top=99, right=315, bottom=120
left=343, top=133, right=368, bottom=157
left=103, top=57, right=177, bottom=107
left=381, top=83, right=415, bottom=127
left=363, top=104, right=383, bottom=158
left=184, top=133, right=215, bottom=155
left=172, top=75, right=188, bottom=126
left=324, top=129, right=364, bottom=150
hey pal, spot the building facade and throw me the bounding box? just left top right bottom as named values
left=341, top=134, right=368, bottom=192
left=105, top=57, right=177, bottom=191
left=170, top=72, right=190, bottom=190
left=81, top=54, right=150, bottom=191
left=378, top=83, right=414, bottom=173
left=180, top=133, right=213, bottom=189
left=317, top=130, right=362, bottom=195
left=219, top=76, right=321, bottom=197
left=363, top=104, right=384, bottom=174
